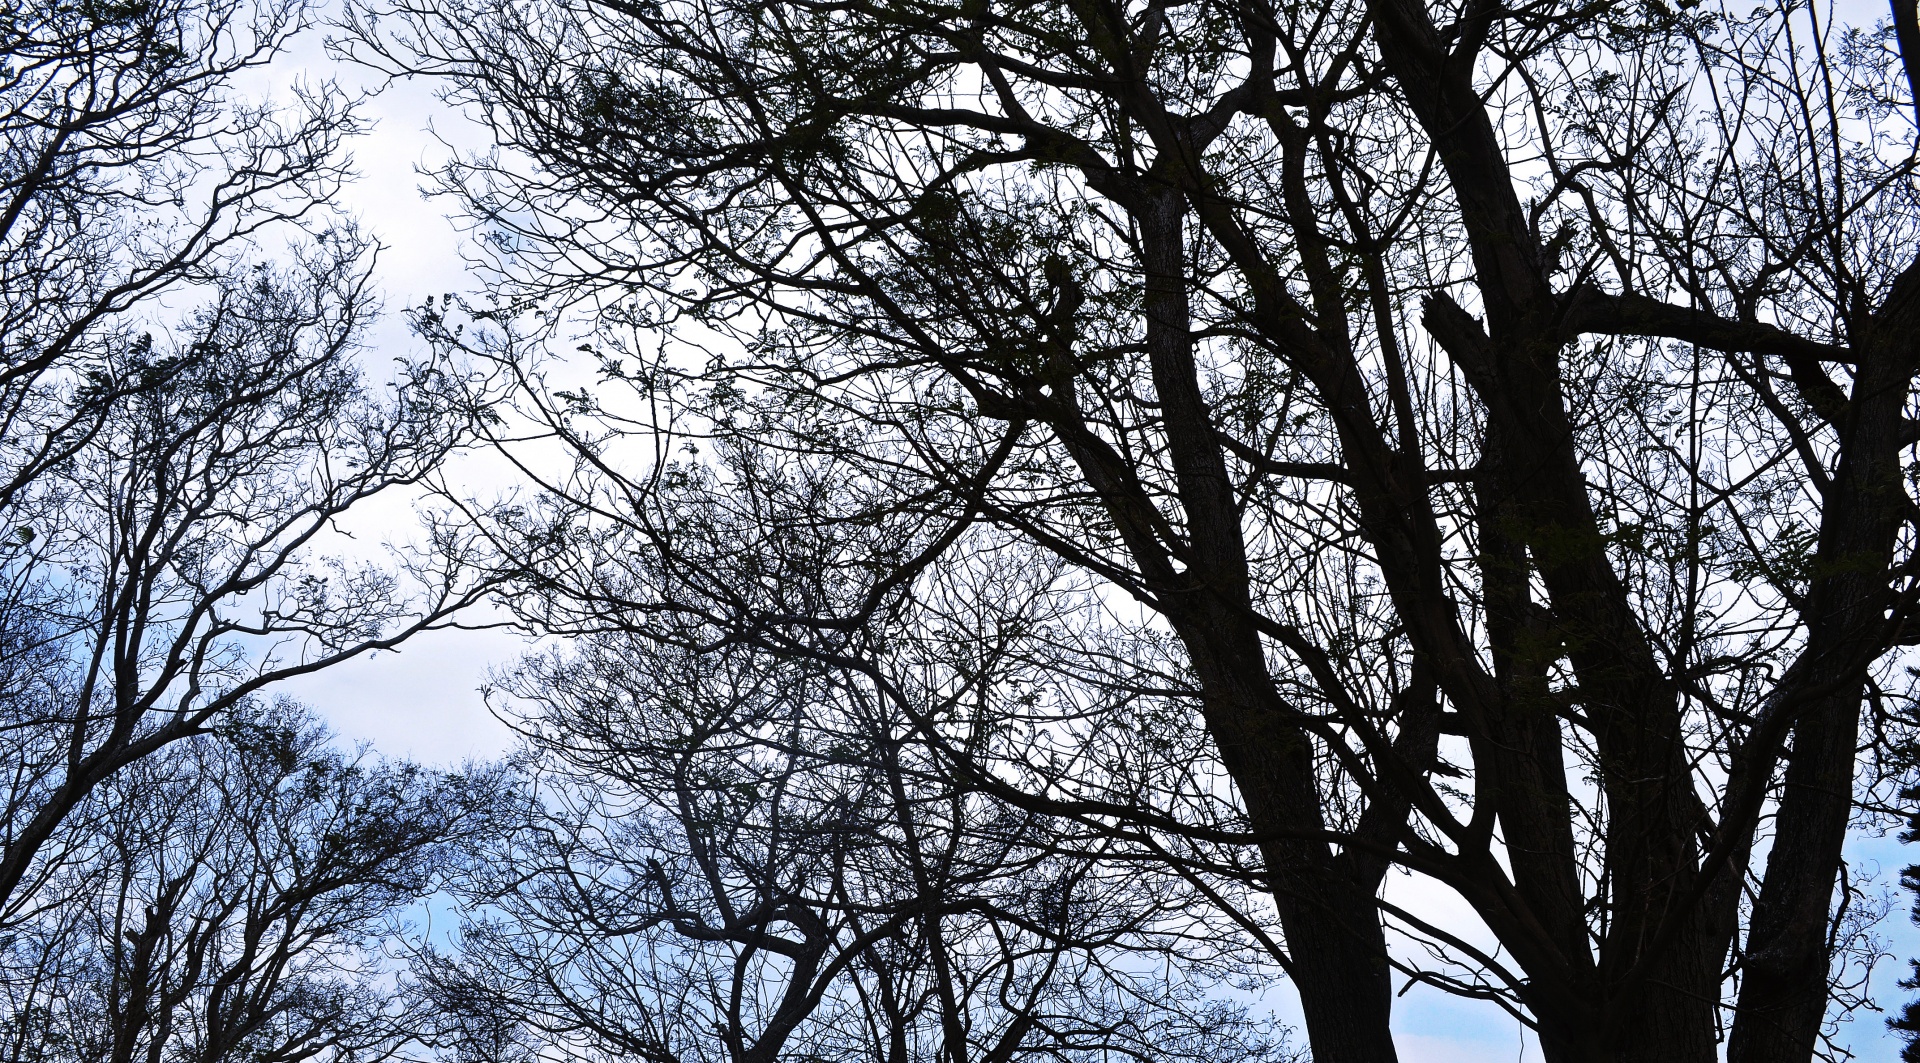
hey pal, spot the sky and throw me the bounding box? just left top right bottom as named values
left=253, top=6, right=1920, bottom=1058
left=247, top=33, right=525, bottom=766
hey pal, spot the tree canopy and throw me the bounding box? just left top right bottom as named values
left=1, top=6, right=504, bottom=1060
left=9, top=0, right=1920, bottom=1059
left=343, top=0, right=1920, bottom=1057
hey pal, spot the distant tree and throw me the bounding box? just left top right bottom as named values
left=0, top=702, right=509, bottom=1063
left=413, top=581, right=1296, bottom=1063
left=0, top=0, right=496, bottom=923
left=349, top=0, right=1920, bottom=1057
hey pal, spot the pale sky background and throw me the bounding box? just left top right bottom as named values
left=249, top=31, right=525, bottom=766
left=251, top=5, right=1919, bottom=1057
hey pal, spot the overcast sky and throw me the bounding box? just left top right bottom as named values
left=240, top=30, right=522, bottom=766
left=253, top=9, right=1917, bottom=1057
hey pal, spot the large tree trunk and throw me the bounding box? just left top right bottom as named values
left=1729, top=266, right=1920, bottom=1062
left=1728, top=696, right=1860, bottom=1063
left=1182, top=639, right=1401, bottom=1063
left=1135, top=189, right=1403, bottom=1063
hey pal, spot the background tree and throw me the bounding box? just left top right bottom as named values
left=2, top=0, right=355, bottom=508
left=0, top=701, right=509, bottom=1063
left=0, top=242, right=494, bottom=923
left=0, top=0, right=498, bottom=925
left=411, top=502, right=1295, bottom=1063
left=348, top=0, right=1920, bottom=1056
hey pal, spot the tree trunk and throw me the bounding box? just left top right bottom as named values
left=1729, top=267, right=1920, bottom=1062
left=1134, top=188, right=1402, bottom=1063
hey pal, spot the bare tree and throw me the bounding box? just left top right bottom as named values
left=346, top=0, right=1920, bottom=1058
left=413, top=541, right=1296, bottom=1063
left=0, top=0, right=500, bottom=926
left=2, top=0, right=356, bottom=508
left=0, top=240, right=497, bottom=923
left=0, top=701, right=509, bottom=1063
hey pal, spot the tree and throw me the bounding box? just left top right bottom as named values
left=0, top=243, right=494, bottom=924
left=0, top=701, right=509, bottom=1063
left=413, top=565, right=1295, bottom=1063
left=0, top=0, right=497, bottom=924
left=349, top=0, right=1920, bottom=1058
left=2, top=0, right=354, bottom=509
